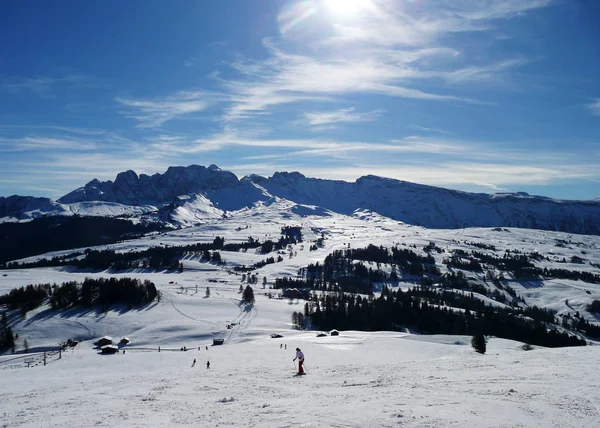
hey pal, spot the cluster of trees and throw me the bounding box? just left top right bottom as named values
left=302, top=286, right=585, bottom=348
left=560, top=311, right=600, bottom=339
left=281, top=226, right=303, bottom=242
left=275, top=245, right=440, bottom=295
left=444, top=249, right=600, bottom=283
left=50, top=277, right=158, bottom=309
left=234, top=255, right=283, bottom=272
left=291, top=311, right=305, bottom=330
left=0, top=278, right=158, bottom=313
left=587, top=300, right=600, bottom=313
left=6, top=226, right=308, bottom=273
left=259, top=226, right=304, bottom=254
left=0, top=312, right=15, bottom=351
left=0, top=216, right=164, bottom=265
left=0, top=283, right=51, bottom=315
left=7, top=236, right=234, bottom=271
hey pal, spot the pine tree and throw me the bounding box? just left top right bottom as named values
left=242, top=286, right=255, bottom=305
left=471, top=333, right=486, bottom=354
left=205, top=287, right=211, bottom=298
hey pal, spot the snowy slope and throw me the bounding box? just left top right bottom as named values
left=2, top=202, right=600, bottom=426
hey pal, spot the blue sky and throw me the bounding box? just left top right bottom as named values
left=1, top=0, right=600, bottom=200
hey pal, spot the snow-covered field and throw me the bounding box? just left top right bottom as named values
left=2, top=204, right=600, bottom=427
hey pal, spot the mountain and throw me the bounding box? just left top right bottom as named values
left=3, top=164, right=600, bottom=235
left=248, top=172, right=600, bottom=235
left=0, top=195, right=71, bottom=221
left=58, top=164, right=251, bottom=206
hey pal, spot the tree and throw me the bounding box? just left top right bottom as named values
left=205, top=287, right=211, bottom=298
left=24, top=338, right=29, bottom=353
left=471, top=333, right=486, bottom=354
left=242, top=285, right=255, bottom=305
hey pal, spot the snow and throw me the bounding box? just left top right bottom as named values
left=1, top=202, right=600, bottom=426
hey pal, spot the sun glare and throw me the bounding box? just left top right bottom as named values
left=324, top=0, right=370, bottom=18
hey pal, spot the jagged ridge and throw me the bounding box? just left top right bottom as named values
left=3, top=164, right=600, bottom=235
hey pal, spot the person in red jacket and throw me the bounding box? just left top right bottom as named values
left=293, top=348, right=305, bottom=375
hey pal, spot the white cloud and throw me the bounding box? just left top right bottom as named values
left=303, top=107, right=384, bottom=126
left=116, top=91, right=221, bottom=128
left=409, top=125, right=454, bottom=135
left=218, top=1, right=551, bottom=122
left=588, top=98, right=600, bottom=116
left=0, top=136, right=99, bottom=152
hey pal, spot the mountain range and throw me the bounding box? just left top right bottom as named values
left=2, top=164, right=600, bottom=235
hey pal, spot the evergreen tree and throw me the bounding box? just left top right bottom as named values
left=471, top=333, right=486, bottom=354
left=242, top=285, right=255, bottom=305
left=205, top=287, right=211, bottom=298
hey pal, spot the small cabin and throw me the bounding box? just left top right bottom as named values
left=212, top=338, right=225, bottom=346
left=329, top=329, right=340, bottom=336
left=95, top=336, right=113, bottom=347
left=120, top=337, right=130, bottom=345
left=101, top=344, right=119, bottom=354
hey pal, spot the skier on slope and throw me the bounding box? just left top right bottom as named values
left=293, top=348, right=305, bottom=375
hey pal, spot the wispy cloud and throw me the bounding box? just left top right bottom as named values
left=588, top=98, right=600, bottom=116
left=116, top=91, right=222, bottom=128
left=303, top=107, right=384, bottom=126
left=217, top=1, right=551, bottom=122
left=409, top=125, right=454, bottom=135
left=321, top=0, right=554, bottom=48
left=2, top=75, right=100, bottom=98
left=0, top=136, right=99, bottom=152
left=221, top=42, right=477, bottom=122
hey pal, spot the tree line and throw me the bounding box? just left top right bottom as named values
left=303, top=287, right=586, bottom=348
left=0, top=277, right=158, bottom=316
left=4, top=224, right=304, bottom=272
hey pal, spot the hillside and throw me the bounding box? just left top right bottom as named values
left=1, top=201, right=600, bottom=426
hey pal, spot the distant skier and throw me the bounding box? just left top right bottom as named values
left=293, top=348, right=305, bottom=375
left=280, top=343, right=283, bottom=349
left=206, top=360, right=210, bottom=369
left=192, top=359, right=196, bottom=367
left=284, top=344, right=287, bottom=350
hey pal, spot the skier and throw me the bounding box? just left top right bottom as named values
left=280, top=343, right=283, bottom=349
left=293, top=348, right=305, bottom=375
left=192, top=359, right=196, bottom=367
left=206, top=360, right=210, bottom=369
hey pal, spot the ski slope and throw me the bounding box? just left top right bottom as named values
left=1, top=205, right=600, bottom=427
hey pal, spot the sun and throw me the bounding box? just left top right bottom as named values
left=323, top=0, right=370, bottom=18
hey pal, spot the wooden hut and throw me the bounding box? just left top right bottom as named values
left=100, top=344, right=119, bottom=354
left=94, top=336, right=113, bottom=347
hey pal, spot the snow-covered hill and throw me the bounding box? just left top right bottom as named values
left=3, top=165, right=599, bottom=236
left=0, top=195, right=71, bottom=222
left=2, top=199, right=600, bottom=426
